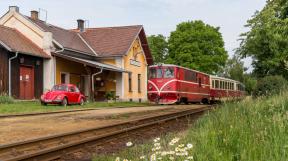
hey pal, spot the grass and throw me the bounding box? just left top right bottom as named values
left=93, top=92, right=288, bottom=161
left=0, top=101, right=151, bottom=115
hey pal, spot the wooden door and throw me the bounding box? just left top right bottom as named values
left=20, top=66, right=34, bottom=100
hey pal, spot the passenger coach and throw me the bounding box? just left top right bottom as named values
left=147, top=64, right=245, bottom=104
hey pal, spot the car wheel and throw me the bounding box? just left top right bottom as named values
left=61, top=98, right=68, bottom=106
left=79, top=98, right=84, bottom=106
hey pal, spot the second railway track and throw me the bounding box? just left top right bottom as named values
left=0, top=106, right=211, bottom=161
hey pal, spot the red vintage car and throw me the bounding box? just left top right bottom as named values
left=40, top=84, right=86, bottom=106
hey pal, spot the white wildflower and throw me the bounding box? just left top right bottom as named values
left=169, top=156, right=175, bottom=160
left=151, top=154, right=157, bottom=161
left=126, top=141, right=133, bottom=147
left=115, top=157, right=120, bottom=161
left=140, top=156, right=146, bottom=159
left=186, top=143, right=193, bottom=149
left=187, top=156, right=194, bottom=160
left=154, top=137, right=161, bottom=142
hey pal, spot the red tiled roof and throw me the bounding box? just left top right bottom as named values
left=27, top=17, right=95, bottom=56
left=0, top=25, right=50, bottom=58
left=79, top=25, right=142, bottom=56
left=78, top=25, right=153, bottom=64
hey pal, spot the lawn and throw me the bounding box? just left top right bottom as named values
left=94, top=92, right=288, bottom=161
left=0, top=101, right=151, bottom=115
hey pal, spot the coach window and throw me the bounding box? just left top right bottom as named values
left=232, top=83, right=234, bottom=90
left=164, top=67, right=174, bottom=78
left=225, top=82, right=228, bottom=89
left=212, top=80, right=215, bottom=88
left=215, top=80, right=219, bottom=89
left=149, top=69, right=156, bottom=79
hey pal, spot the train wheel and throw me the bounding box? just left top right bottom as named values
left=202, top=98, right=209, bottom=104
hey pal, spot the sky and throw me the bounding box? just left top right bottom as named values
left=0, top=0, right=267, bottom=70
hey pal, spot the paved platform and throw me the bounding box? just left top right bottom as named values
left=0, top=104, right=206, bottom=145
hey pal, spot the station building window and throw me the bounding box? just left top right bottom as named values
left=128, top=73, right=132, bottom=92
left=138, top=74, right=141, bottom=93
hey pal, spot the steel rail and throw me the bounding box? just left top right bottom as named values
left=0, top=106, right=210, bottom=161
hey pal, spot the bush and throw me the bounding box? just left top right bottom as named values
left=253, top=75, right=287, bottom=97
left=0, top=94, right=14, bottom=104
left=104, top=91, right=115, bottom=100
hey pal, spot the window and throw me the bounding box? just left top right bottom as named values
left=225, top=82, right=228, bottom=89
left=184, top=70, right=197, bottom=82
left=212, top=80, right=215, bottom=88
left=215, top=80, right=219, bottom=89
left=60, top=72, right=69, bottom=84
left=164, top=67, right=174, bottom=78
left=129, top=73, right=132, bottom=92
left=69, top=86, right=76, bottom=92
left=138, top=74, right=141, bottom=93
left=149, top=68, right=163, bottom=79
left=52, top=85, right=67, bottom=91
left=231, top=83, right=234, bottom=90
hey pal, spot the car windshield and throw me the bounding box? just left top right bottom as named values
left=52, top=85, right=68, bottom=91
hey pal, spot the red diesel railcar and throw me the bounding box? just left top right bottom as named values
left=147, top=64, right=245, bottom=104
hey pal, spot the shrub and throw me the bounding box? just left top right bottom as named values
left=253, top=75, right=287, bottom=97
left=104, top=91, right=115, bottom=100
left=0, top=94, right=14, bottom=104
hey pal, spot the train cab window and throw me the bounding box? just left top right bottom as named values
left=149, top=68, right=162, bottom=79
left=164, top=67, right=174, bottom=78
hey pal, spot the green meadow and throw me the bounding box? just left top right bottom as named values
left=94, top=92, right=288, bottom=161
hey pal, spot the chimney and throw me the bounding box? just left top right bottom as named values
left=31, top=10, right=39, bottom=20
left=9, top=6, right=19, bottom=13
left=77, top=19, right=85, bottom=32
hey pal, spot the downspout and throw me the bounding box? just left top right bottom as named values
left=9, top=52, right=18, bottom=97
left=53, top=47, right=64, bottom=84
left=91, top=67, right=103, bottom=101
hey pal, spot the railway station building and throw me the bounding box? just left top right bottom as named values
left=0, top=6, right=153, bottom=101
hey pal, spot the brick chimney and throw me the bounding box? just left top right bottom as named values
left=77, top=19, right=85, bottom=32
left=9, top=6, right=19, bottom=12
left=31, top=10, right=39, bottom=20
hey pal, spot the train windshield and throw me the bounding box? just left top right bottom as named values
left=149, top=67, right=174, bottom=79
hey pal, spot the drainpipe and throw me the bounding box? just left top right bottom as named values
left=91, top=67, right=103, bottom=101
left=9, top=52, right=18, bottom=97
left=53, top=47, right=64, bottom=84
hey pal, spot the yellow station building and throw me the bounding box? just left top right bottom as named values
left=0, top=6, right=153, bottom=101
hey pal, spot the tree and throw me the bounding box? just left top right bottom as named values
left=147, top=34, right=168, bottom=64
left=222, top=55, right=247, bottom=82
left=237, top=0, right=288, bottom=79
left=166, top=20, right=228, bottom=74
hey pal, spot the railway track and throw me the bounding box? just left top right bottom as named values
left=0, top=106, right=211, bottom=161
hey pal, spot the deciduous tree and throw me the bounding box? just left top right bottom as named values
left=147, top=34, right=168, bottom=64
left=237, top=0, right=288, bottom=79
left=166, top=20, right=228, bottom=74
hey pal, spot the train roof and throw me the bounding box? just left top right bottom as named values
left=149, top=64, right=210, bottom=76
left=149, top=64, right=244, bottom=85
left=209, top=75, right=244, bottom=85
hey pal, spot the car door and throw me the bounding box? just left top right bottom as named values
left=68, top=86, right=77, bottom=103
left=74, top=86, right=81, bottom=103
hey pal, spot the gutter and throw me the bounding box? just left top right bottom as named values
left=9, top=52, right=18, bottom=96
left=91, top=67, right=103, bottom=101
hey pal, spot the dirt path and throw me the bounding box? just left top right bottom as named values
left=0, top=105, right=206, bottom=145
